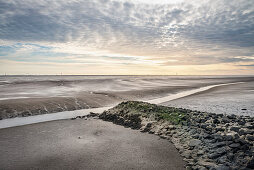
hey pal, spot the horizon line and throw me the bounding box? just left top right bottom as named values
left=1, top=74, right=254, bottom=77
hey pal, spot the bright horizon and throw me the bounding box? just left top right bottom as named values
left=0, top=0, right=254, bottom=75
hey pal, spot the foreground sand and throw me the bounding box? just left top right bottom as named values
left=0, top=118, right=186, bottom=170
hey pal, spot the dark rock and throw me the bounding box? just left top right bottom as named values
left=240, top=144, right=250, bottom=152
left=211, top=124, right=216, bottom=128
left=216, top=147, right=227, bottom=155
left=213, top=118, right=220, bottom=124
left=88, top=112, right=99, bottom=117
left=199, top=166, right=207, bottom=170
left=208, top=152, right=221, bottom=159
left=189, top=139, right=202, bottom=147
left=217, top=155, right=228, bottom=164
left=212, top=142, right=226, bottom=148
left=246, top=125, right=254, bottom=129
left=229, top=143, right=240, bottom=148
left=200, top=118, right=207, bottom=123
left=227, top=115, right=236, bottom=119
left=227, top=152, right=234, bottom=161
left=211, top=134, right=223, bottom=142
left=141, top=122, right=153, bottom=132
left=217, top=114, right=223, bottom=117
left=223, top=134, right=234, bottom=141
left=230, top=126, right=240, bottom=132
left=238, top=121, right=246, bottom=126
left=203, top=133, right=212, bottom=139
left=214, top=165, right=230, bottom=170
left=222, top=117, right=230, bottom=123
left=246, top=135, right=254, bottom=141
left=238, top=129, right=246, bottom=136
left=247, top=157, right=254, bottom=169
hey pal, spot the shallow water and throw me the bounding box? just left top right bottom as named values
left=146, top=82, right=243, bottom=104
left=0, top=107, right=111, bottom=129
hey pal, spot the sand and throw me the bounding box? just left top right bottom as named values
left=0, top=118, right=186, bottom=170
left=2, top=76, right=254, bottom=119
left=164, top=80, right=254, bottom=116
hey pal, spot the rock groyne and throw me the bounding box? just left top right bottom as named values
left=99, top=101, right=254, bottom=170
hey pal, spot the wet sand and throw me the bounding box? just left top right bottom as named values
left=163, top=80, right=254, bottom=116
left=0, top=119, right=186, bottom=170
left=1, top=75, right=254, bottom=119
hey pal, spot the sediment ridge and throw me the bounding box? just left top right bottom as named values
left=98, top=101, right=254, bottom=170
left=0, top=94, right=119, bottom=120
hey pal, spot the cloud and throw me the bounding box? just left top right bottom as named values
left=238, top=64, right=254, bottom=67
left=0, top=0, right=254, bottom=74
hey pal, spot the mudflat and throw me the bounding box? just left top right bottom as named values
left=0, top=118, right=186, bottom=170
left=1, top=75, right=254, bottom=119
left=164, top=80, right=254, bottom=116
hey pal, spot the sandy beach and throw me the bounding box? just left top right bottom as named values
left=0, top=76, right=254, bottom=169
left=1, top=0, right=254, bottom=169
left=1, top=75, right=254, bottom=119
left=0, top=118, right=186, bottom=170
left=164, top=80, right=254, bottom=116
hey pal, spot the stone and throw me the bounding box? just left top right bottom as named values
left=208, top=152, right=221, bottom=159
left=211, top=134, right=223, bottom=142
left=238, top=121, right=246, bottom=126
left=227, top=115, right=236, bottom=119
left=216, top=147, right=227, bottom=154
left=247, top=157, right=254, bottom=169
left=245, top=123, right=254, bottom=129
left=167, top=125, right=175, bottom=130
left=246, top=134, right=254, bottom=141
left=215, top=165, right=230, bottom=170
left=197, top=150, right=205, bottom=156
left=197, top=160, right=217, bottom=168
left=222, top=117, right=230, bottom=123
left=238, top=129, right=246, bottom=136
left=212, top=142, right=226, bottom=148
left=217, top=156, right=228, bottom=164
left=227, top=152, right=234, bottom=161
left=199, top=166, right=207, bottom=170
left=182, top=151, right=192, bottom=159
left=141, top=122, right=153, bottom=132
left=229, top=143, right=240, bottom=148
left=230, top=126, right=240, bottom=132
left=224, top=133, right=235, bottom=141
left=189, top=139, right=202, bottom=147
left=189, top=129, right=197, bottom=135
left=203, top=134, right=212, bottom=140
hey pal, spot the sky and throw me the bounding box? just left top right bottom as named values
left=0, top=0, right=254, bottom=75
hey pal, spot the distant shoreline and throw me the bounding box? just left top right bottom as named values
left=1, top=74, right=254, bottom=77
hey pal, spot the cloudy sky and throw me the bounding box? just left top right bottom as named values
left=0, top=0, right=254, bottom=75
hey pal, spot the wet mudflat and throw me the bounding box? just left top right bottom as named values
left=0, top=118, right=186, bottom=170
